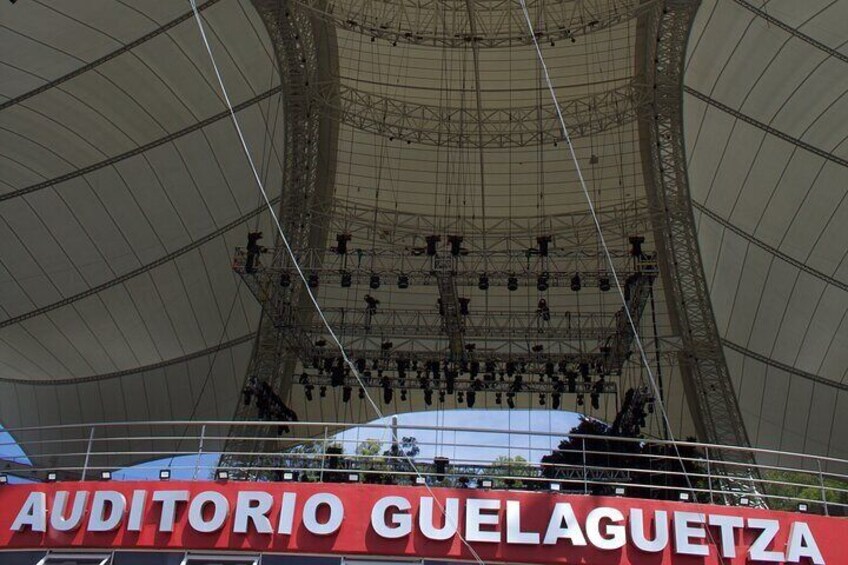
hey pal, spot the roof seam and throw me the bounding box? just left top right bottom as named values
left=684, top=86, right=848, bottom=169
left=0, top=194, right=280, bottom=329
left=693, top=201, right=848, bottom=292
left=722, top=339, right=847, bottom=391
left=0, top=333, right=255, bottom=386
left=733, top=0, right=848, bottom=65
left=0, top=0, right=223, bottom=113
left=0, top=85, right=283, bottom=203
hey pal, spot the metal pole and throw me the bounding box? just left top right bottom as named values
left=194, top=424, right=207, bottom=481
left=705, top=446, right=714, bottom=505
left=817, top=459, right=829, bottom=516
left=582, top=437, right=588, bottom=495
left=80, top=426, right=95, bottom=482
left=319, top=425, right=329, bottom=483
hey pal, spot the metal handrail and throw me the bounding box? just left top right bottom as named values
left=2, top=420, right=846, bottom=517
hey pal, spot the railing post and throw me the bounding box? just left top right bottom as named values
left=319, top=425, right=329, bottom=483
left=705, top=447, right=714, bottom=505
left=581, top=437, right=588, bottom=495
left=817, top=459, right=829, bottom=516
left=80, top=426, right=95, bottom=482
left=193, top=424, right=206, bottom=481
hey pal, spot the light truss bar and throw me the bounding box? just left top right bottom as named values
left=296, top=0, right=647, bottom=48
left=316, top=81, right=646, bottom=147
left=722, top=340, right=848, bottom=392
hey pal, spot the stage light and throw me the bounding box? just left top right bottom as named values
left=415, top=477, right=427, bottom=485
left=551, top=392, right=561, bottom=410
left=304, top=384, right=314, bottom=401
left=100, top=471, right=112, bottom=481
left=537, top=235, right=551, bottom=256
left=447, top=235, right=463, bottom=256
left=335, top=233, right=351, bottom=255
left=358, top=387, right=366, bottom=399
left=159, top=470, right=171, bottom=481
left=549, top=483, right=561, bottom=492
left=434, top=457, right=449, bottom=477
left=400, top=389, right=407, bottom=401
left=369, top=273, right=381, bottom=289
left=217, top=470, right=230, bottom=481
left=577, top=393, right=584, bottom=407
left=615, top=487, right=626, bottom=496
left=283, top=472, right=295, bottom=481
left=798, top=503, right=808, bottom=513
left=308, top=273, right=320, bottom=288
left=539, top=393, right=546, bottom=406
left=456, top=391, right=464, bottom=404
left=570, top=273, right=581, bottom=292
left=424, top=388, right=433, bottom=406
left=46, top=472, right=57, bottom=482
left=506, top=393, right=515, bottom=409
left=397, top=274, right=409, bottom=289
left=629, top=235, right=645, bottom=258
left=478, top=274, right=489, bottom=290
left=280, top=273, right=291, bottom=287
left=466, top=391, right=476, bottom=408
left=340, top=270, right=352, bottom=287
left=495, top=392, right=502, bottom=405
left=679, top=492, right=690, bottom=502
left=342, top=386, right=352, bottom=402
left=507, top=275, right=518, bottom=291
left=0, top=474, right=7, bottom=485
left=319, top=385, right=327, bottom=398
left=740, top=497, right=750, bottom=506
left=599, top=275, right=611, bottom=292
left=481, top=479, right=493, bottom=488
left=537, top=272, right=549, bottom=291
left=459, top=297, right=470, bottom=316
left=348, top=473, right=360, bottom=482
left=425, top=235, right=440, bottom=256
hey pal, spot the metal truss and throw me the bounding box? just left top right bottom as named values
left=235, top=246, right=648, bottom=286
left=230, top=1, right=340, bottom=439
left=295, top=0, right=648, bottom=48
left=637, top=1, right=752, bottom=458
left=314, top=81, right=646, bottom=147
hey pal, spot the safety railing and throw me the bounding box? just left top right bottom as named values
left=1, top=420, right=846, bottom=517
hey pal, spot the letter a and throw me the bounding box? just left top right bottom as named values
left=11, top=491, right=48, bottom=532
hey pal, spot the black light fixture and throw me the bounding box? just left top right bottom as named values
left=495, top=392, right=502, bottom=405
left=629, top=235, right=645, bottom=258
left=342, top=386, right=352, bottom=403
left=570, top=273, right=582, bottom=292
left=507, top=275, right=518, bottom=291
left=506, top=392, right=516, bottom=409
left=459, top=298, right=470, bottom=316
left=599, top=275, right=611, bottom=292
left=159, top=470, right=171, bottom=481
left=478, top=274, right=489, bottom=290
left=304, top=384, right=314, bottom=401
left=434, top=456, right=449, bottom=477
left=537, top=235, right=551, bottom=256
left=100, top=471, right=112, bottom=481
left=537, top=272, right=549, bottom=292
left=447, top=235, right=463, bottom=256
left=280, top=273, right=291, bottom=287
left=340, top=270, right=352, bottom=287
left=217, top=470, right=230, bottom=481
left=397, top=273, right=409, bottom=289
left=551, top=392, right=561, bottom=410
left=425, top=235, right=440, bottom=256
left=308, top=273, right=320, bottom=288
left=335, top=233, right=351, bottom=255
left=0, top=474, right=7, bottom=485
left=424, top=388, right=433, bottom=406
left=369, top=273, right=381, bottom=289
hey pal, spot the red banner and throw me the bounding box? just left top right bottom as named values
left=0, top=481, right=844, bottom=564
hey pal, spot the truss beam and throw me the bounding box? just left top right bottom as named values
left=637, top=1, right=752, bottom=456
left=317, top=82, right=646, bottom=147
left=296, top=0, right=647, bottom=48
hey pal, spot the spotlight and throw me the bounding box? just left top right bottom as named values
left=507, top=275, right=518, bottom=291
left=342, top=385, right=352, bottom=402
left=549, top=483, right=561, bottom=492
left=629, top=235, right=645, bottom=258
left=217, top=470, right=230, bottom=481
left=308, top=273, right=320, bottom=288
left=739, top=497, right=750, bottom=506
left=466, top=390, right=476, bottom=408
left=358, top=387, right=366, bottom=399
left=335, top=233, right=351, bottom=255
left=369, top=273, right=381, bottom=289
left=599, top=275, right=611, bottom=292
left=536, top=235, right=551, bottom=256
left=415, top=477, right=427, bottom=485
left=679, top=492, right=691, bottom=502
left=46, top=472, right=58, bottom=482
left=495, top=392, right=502, bottom=405
left=434, top=457, right=449, bottom=477
left=570, top=273, right=581, bottom=292
left=537, top=272, right=549, bottom=292
left=424, top=388, right=433, bottom=406
left=348, top=473, right=360, bottom=482
left=280, top=273, right=291, bottom=287
left=304, top=384, right=314, bottom=401
left=447, top=235, right=463, bottom=256
left=506, top=393, right=515, bottom=409
left=459, top=298, right=470, bottom=316
left=283, top=472, right=295, bottom=481
left=456, top=391, right=464, bottom=404
left=397, top=274, right=409, bottom=289
left=0, top=474, right=7, bottom=485
left=100, top=471, right=112, bottom=481
left=425, top=235, right=440, bottom=256
left=551, top=392, right=561, bottom=410
left=481, top=479, right=493, bottom=488
left=478, top=274, right=489, bottom=290
left=340, top=270, right=352, bottom=287
left=319, top=385, right=327, bottom=398
left=798, top=503, right=808, bottom=513
left=577, top=393, right=584, bottom=407
left=615, top=487, right=626, bottom=496
left=159, top=470, right=171, bottom=481
left=539, top=393, right=546, bottom=406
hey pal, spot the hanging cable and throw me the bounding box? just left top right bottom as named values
left=187, top=4, right=486, bottom=563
